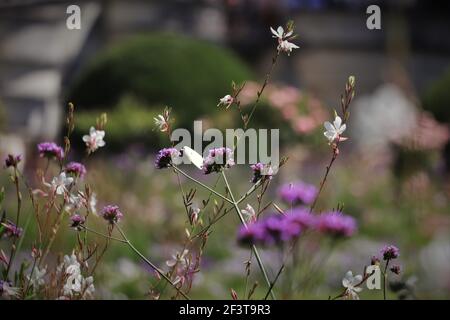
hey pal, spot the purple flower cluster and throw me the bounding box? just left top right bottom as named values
left=100, top=205, right=123, bottom=224
left=203, top=147, right=235, bottom=174
left=315, top=211, right=357, bottom=238
left=37, top=142, right=64, bottom=160
left=390, top=265, right=401, bottom=275
left=237, top=208, right=315, bottom=246
left=155, top=148, right=181, bottom=169
left=1, top=221, right=23, bottom=239
left=4, top=154, right=21, bottom=168
left=70, top=214, right=86, bottom=230
left=250, top=163, right=274, bottom=183
left=278, top=181, right=317, bottom=206
left=65, top=162, right=87, bottom=179
left=380, top=244, right=400, bottom=260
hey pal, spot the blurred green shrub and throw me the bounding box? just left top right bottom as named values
left=423, top=67, right=450, bottom=123
left=68, top=33, right=254, bottom=148
left=75, top=95, right=165, bottom=150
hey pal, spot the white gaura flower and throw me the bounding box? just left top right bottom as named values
left=271, top=26, right=298, bottom=55
left=217, top=94, right=234, bottom=109
left=65, top=193, right=84, bottom=212
left=278, top=40, right=299, bottom=56
left=183, top=146, right=203, bottom=170
left=81, top=276, right=95, bottom=298
left=82, top=126, right=105, bottom=153
left=342, top=270, right=363, bottom=300
left=45, top=172, right=74, bottom=195
left=89, top=192, right=97, bottom=215
left=27, top=266, right=47, bottom=288
left=324, top=116, right=347, bottom=143
left=154, top=114, right=169, bottom=132
left=241, top=204, right=256, bottom=224
left=270, top=26, right=293, bottom=40
left=0, top=280, right=20, bottom=298
left=166, top=249, right=189, bottom=269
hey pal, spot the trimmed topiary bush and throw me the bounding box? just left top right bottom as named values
left=67, top=33, right=254, bottom=148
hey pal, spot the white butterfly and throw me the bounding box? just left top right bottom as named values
left=182, top=146, right=203, bottom=170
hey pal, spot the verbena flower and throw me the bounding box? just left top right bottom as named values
left=266, top=215, right=302, bottom=242
left=278, top=181, right=317, bottom=206
left=100, top=205, right=123, bottom=224
left=1, top=221, right=23, bottom=239
left=381, top=244, right=400, bottom=260
left=237, top=222, right=268, bottom=246
left=390, top=265, right=401, bottom=275
left=82, top=127, right=105, bottom=153
left=342, top=270, right=363, bottom=300
left=315, top=211, right=357, bottom=238
left=70, top=214, right=85, bottom=230
left=37, top=142, right=64, bottom=160
left=4, top=154, right=21, bottom=168
left=202, top=147, right=235, bottom=174
left=65, top=162, right=87, bottom=179
left=324, top=115, right=347, bottom=144
left=155, top=147, right=181, bottom=169
left=217, top=94, right=234, bottom=109
left=250, top=163, right=274, bottom=183
left=371, top=255, right=381, bottom=266
left=238, top=210, right=308, bottom=247
left=285, top=208, right=316, bottom=230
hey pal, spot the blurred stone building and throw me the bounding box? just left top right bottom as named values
left=0, top=0, right=449, bottom=152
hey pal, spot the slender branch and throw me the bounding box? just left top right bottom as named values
left=244, top=50, right=280, bottom=129
left=383, top=259, right=390, bottom=300
left=115, top=224, right=190, bottom=300
left=264, top=264, right=285, bottom=300
left=221, top=171, right=276, bottom=300
left=172, top=166, right=233, bottom=204
left=81, top=225, right=127, bottom=243
left=309, top=150, right=339, bottom=213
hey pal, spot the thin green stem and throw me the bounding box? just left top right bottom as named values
left=221, top=171, right=276, bottom=300
left=115, top=224, right=190, bottom=300
left=172, top=166, right=233, bottom=204
left=81, top=226, right=127, bottom=243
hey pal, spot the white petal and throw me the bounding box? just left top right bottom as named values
left=89, top=126, right=96, bottom=135
left=338, top=124, right=346, bottom=135
left=270, top=27, right=278, bottom=37
left=324, top=121, right=334, bottom=132
left=183, top=146, right=203, bottom=170
left=333, top=116, right=342, bottom=129
left=277, top=26, right=284, bottom=36
left=324, top=131, right=335, bottom=141
left=82, top=135, right=90, bottom=142
left=353, top=274, right=363, bottom=284
left=342, top=270, right=353, bottom=288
